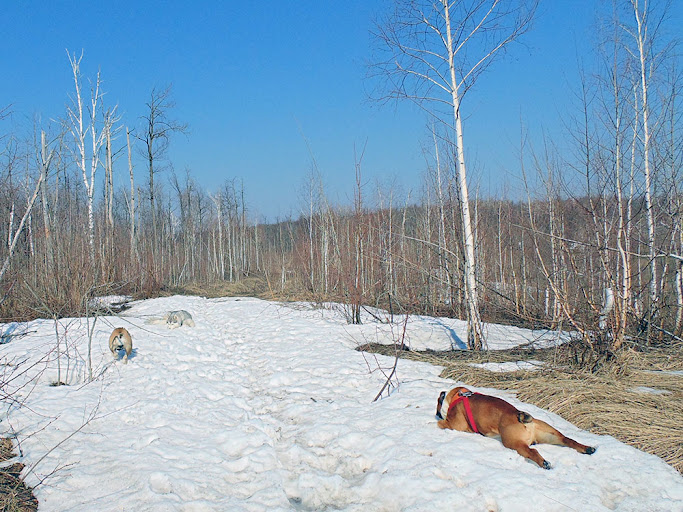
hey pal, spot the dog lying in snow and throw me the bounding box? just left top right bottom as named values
left=108, top=327, right=133, bottom=363
left=436, top=386, right=596, bottom=469
left=145, top=310, right=195, bottom=329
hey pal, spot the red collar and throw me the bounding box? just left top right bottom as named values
left=447, top=391, right=480, bottom=434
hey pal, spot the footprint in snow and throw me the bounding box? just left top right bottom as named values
left=149, top=472, right=173, bottom=494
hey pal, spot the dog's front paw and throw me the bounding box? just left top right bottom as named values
left=542, top=460, right=552, bottom=470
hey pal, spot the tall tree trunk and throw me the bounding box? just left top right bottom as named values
left=633, top=0, right=658, bottom=336
left=127, top=128, right=137, bottom=268
left=39, top=131, right=55, bottom=280
left=444, top=1, right=483, bottom=349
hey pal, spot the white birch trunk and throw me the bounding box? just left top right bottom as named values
left=7, top=202, right=14, bottom=250
left=86, top=74, right=102, bottom=270
left=0, top=172, right=44, bottom=282
left=633, top=1, right=658, bottom=325
left=444, top=1, right=483, bottom=349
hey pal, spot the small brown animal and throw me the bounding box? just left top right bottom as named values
left=108, top=327, right=133, bottom=364
left=436, top=386, right=595, bottom=469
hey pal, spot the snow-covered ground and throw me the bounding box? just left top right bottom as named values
left=468, top=360, right=546, bottom=373
left=1, top=296, right=681, bottom=511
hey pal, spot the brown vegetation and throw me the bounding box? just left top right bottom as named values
left=0, top=438, right=38, bottom=512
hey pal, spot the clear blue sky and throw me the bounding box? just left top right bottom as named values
left=3, top=1, right=681, bottom=221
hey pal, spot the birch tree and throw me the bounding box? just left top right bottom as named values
left=66, top=51, right=113, bottom=271
left=137, top=85, right=187, bottom=261
left=0, top=170, right=44, bottom=283
left=625, top=0, right=658, bottom=334
left=126, top=128, right=137, bottom=267
left=38, top=130, right=58, bottom=279
left=621, top=0, right=678, bottom=338
left=374, top=0, right=537, bottom=349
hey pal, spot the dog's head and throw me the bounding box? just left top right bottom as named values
left=167, top=313, right=181, bottom=328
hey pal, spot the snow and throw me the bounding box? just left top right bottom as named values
left=1, top=295, right=682, bottom=511
left=629, top=386, right=672, bottom=396
left=468, top=360, right=545, bottom=373
left=325, top=304, right=570, bottom=351
left=87, top=295, right=133, bottom=310
left=646, top=369, right=683, bottom=377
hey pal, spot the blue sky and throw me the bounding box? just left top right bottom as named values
left=3, top=1, right=681, bottom=221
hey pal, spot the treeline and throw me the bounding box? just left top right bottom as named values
left=1, top=149, right=681, bottom=351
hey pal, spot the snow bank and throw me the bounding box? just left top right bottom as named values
left=468, top=360, right=545, bottom=373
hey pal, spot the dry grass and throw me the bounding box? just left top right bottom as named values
left=175, top=276, right=270, bottom=298
left=169, top=276, right=320, bottom=303
left=359, top=343, right=683, bottom=473
left=0, top=438, right=13, bottom=462
left=0, top=438, right=38, bottom=512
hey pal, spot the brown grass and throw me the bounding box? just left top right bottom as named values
left=167, top=276, right=320, bottom=303
left=0, top=438, right=38, bottom=512
left=359, top=343, right=683, bottom=473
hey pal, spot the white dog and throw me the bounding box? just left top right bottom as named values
left=109, top=327, right=133, bottom=363
left=145, top=310, right=195, bottom=329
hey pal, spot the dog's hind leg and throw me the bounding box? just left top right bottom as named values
left=501, top=434, right=549, bottom=468
left=500, top=423, right=550, bottom=469
left=532, top=419, right=596, bottom=455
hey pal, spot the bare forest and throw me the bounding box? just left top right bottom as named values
left=1, top=2, right=681, bottom=365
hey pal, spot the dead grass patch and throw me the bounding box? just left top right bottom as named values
left=359, top=343, right=683, bottom=473
left=175, top=277, right=270, bottom=298
left=0, top=438, right=38, bottom=512
left=168, top=277, right=319, bottom=303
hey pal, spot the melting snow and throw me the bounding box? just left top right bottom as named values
left=1, top=296, right=681, bottom=511
left=468, top=360, right=546, bottom=373
left=629, top=386, right=672, bottom=395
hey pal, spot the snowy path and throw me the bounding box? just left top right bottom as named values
left=2, top=296, right=682, bottom=511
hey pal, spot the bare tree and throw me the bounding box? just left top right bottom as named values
left=126, top=128, right=137, bottom=267
left=136, top=85, right=187, bottom=260
left=0, top=171, right=44, bottom=284
left=373, top=0, right=538, bottom=349
left=621, top=0, right=676, bottom=337
left=37, top=130, right=60, bottom=281
left=66, top=51, right=116, bottom=272
left=103, top=109, right=121, bottom=238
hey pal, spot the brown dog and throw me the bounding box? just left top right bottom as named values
left=108, top=327, right=133, bottom=364
left=436, top=386, right=595, bottom=469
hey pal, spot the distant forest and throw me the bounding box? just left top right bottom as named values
left=1, top=2, right=681, bottom=359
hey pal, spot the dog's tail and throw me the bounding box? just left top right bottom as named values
left=517, top=411, right=533, bottom=424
